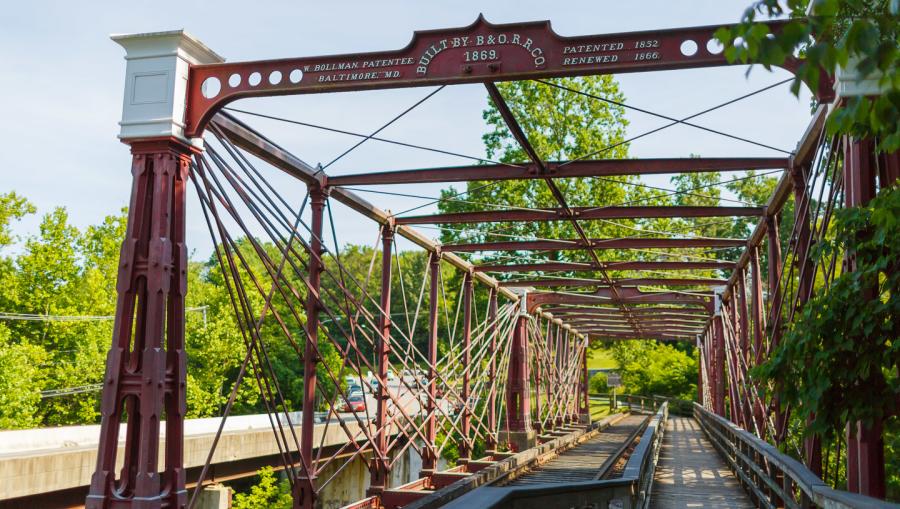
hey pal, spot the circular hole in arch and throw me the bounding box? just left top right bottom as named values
left=680, top=39, right=698, bottom=57
left=707, top=38, right=724, bottom=55
left=201, top=77, right=221, bottom=99
left=268, top=70, right=282, bottom=85
left=228, top=73, right=241, bottom=88
left=248, top=72, right=262, bottom=87
left=289, top=69, right=304, bottom=83
left=734, top=36, right=747, bottom=49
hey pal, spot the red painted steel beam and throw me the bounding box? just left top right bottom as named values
left=588, top=332, right=694, bottom=341
left=575, top=326, right=705, bottom=334
left=576, top=319, right=705, bottom=329
left=544, top=306, right=710, bottom=316
left=558, top=313, right=708, bottom=323
left=443, top=237, right=745, bottom=252
left=326, top=157, right=789, bottom=186
left=475, top=260, right=735, bottom=272
left=528, top=289, right=713, bottom=313
left=567, top=316, right=706, bottom=325
left=398, top=206, right=763, bottom=225
left=499, top=277, right=728, bottom=287
left=185, top=18, right=811, bottom=136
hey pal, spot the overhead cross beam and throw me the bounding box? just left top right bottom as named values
left=589, top=333, right=695, bottom=342
left=443, top=237, right=745, bottom=252
left=543, top=305, right=707, bottom=316
left=396, top=206, right=764, bottom=225
left=527, top=288, right=714, bottom=313
left=475, top=260, right=736, bottom=272
left=326, top=157, right=788, bottom=186
left=500, top=277, right=728, bottom=288
left=553, top=313, right=709, bottom=323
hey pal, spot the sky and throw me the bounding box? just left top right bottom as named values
left=0, top=0, right=815, bottom=259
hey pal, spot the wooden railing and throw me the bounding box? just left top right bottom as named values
left=694, top=403, right=898, bottom=509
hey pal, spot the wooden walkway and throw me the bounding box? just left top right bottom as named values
left=650, top=416, right=754, bottom=509
left=505, top=414, right=647, bottom=486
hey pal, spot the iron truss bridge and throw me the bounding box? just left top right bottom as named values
left=18, top=14, right=895, bottom=509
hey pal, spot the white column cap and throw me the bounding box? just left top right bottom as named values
left=111, top=30, right=224, bottom=147
left=834, top=57, right=888, bottom=99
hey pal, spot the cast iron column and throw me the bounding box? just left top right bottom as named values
left=486, top=288, right=498, bottom=450
left=555, top=326, right=565, bottom=426
left=695, top=334, right=704, bottom=405
left=737, top=267, right=752, bottom=430
left=533, top=320, right=543, bottom=434
left=713, top=313, right=726, bottom=416
left=86, top=139, right=193, bottom=509
left=421, top=252, right=440, bottom=474
left=749, top=244, right=766, bottom=437
left=546, top=323, right=556, bottom=427
left=503, top=298, right=534, bottom=451
left=578, top=338, right=590, bottom=424
left=368, top=223, right=393, bottom=495
left=843, top=137, right=885, bottom=498
left=792, top=163, right=822, bottom=475
left=296, top=186, right=326, bottom=509
left=459, top=271, right=474, bottom=461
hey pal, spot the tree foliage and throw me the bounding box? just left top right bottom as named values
left=438, top=76, right=637, bottom=261
left=232, top=467, right=292, bottom=509
left=716, top=0, right=899, bottom=150
left=755, top=184, right=900, bottom=441
left=607, top=342, right=698, bottom=400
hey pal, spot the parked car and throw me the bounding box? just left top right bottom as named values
left=341, top=394, right=366, bottom=412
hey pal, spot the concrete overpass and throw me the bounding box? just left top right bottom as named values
left=0, top=410, right=420, bottom=508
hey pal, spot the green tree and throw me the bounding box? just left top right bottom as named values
left=589, top=371, right=609, bottom=394
left=232, top=467, right=292, bottom=509
left=0, top=324, right=47, bottom=429
left=438, top=76, right=635, bottom=262
left=608, top=341, right=697, bottom=400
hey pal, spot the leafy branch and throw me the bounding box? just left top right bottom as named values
left=716, top=0, right=900, bottom=151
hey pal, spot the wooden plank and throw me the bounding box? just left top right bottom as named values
left=650, top=417, right=754, bottom=508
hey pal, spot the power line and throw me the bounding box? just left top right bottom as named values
left=40, top=384, right=102, bottom=398
left=537, top=78, right=795, bottom=155
left=0, top=306, right=209, bottom=322
left=224, top=106, right=523, bottom=169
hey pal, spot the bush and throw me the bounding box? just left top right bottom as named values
left=589, top=372, right=608, bottom=394
left=232, top=466, right=292, bottom=509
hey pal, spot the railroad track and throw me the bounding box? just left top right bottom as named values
left=502, top=414, right=648, bottom=486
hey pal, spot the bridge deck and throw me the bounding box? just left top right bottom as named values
left=650, top=416, right=753, bottom=509
left=505, top=414, right=646, bottom=486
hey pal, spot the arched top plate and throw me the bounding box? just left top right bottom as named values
left=186, top=15, right=809, bottom=137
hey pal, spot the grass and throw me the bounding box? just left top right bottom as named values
left=590, top=398, right=612, bottom=421
left=586, top=348, right=617, bottom=370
